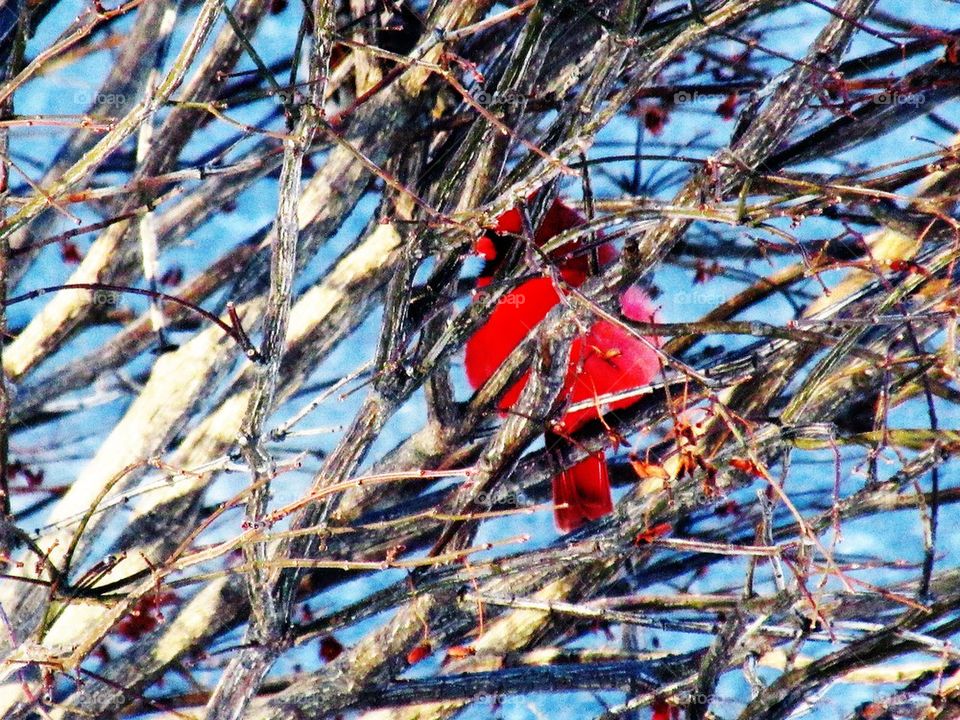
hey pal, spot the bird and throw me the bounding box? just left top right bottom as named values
left=464, top=196, right=660, bottom=532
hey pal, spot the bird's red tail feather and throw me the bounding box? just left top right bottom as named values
left=552, top=450, right=613, bottom=532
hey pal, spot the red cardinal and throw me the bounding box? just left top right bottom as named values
left=465, top=197, right=660, bottom=532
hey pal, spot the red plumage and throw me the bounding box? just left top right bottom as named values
left=464, top=198, right=660, bottom=532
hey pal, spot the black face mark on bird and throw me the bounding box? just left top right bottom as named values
left=474, top=229, right=519, bottom=280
